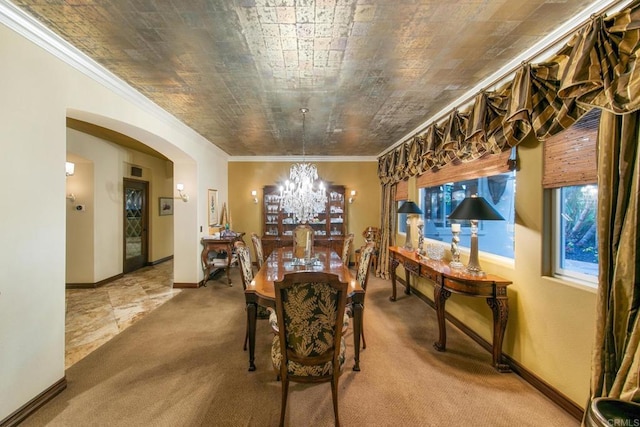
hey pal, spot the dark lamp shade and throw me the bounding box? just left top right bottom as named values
left=448, top=196, right=504, bottom=221
left=397, top=201, right=423, bottom=214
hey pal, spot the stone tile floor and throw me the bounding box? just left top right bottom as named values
left=65, top=261, right=180, bottom=369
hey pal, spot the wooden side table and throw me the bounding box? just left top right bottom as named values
left=201, top=233, right=245, bottom=286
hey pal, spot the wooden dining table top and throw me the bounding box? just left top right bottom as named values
left=246, top=246, right=361, bottom=301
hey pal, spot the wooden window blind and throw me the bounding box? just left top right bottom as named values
left=395, top=179, right=408, bottom=201
left=417, top=149, right=515, bottom=188
left=542, top=109, right=599, bottom=189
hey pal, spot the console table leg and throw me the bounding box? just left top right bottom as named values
left=352, top=302, right=364, bottom=371
left=403, top=267, right=411, bottom=295
left=226, top=254, right=233, bottom=286
left=247, top=303, right=257, bottom=371
left=433, top=284, right=451, bottom=352
left=389, top=258, right=400, bottom=301
left=487, top=297, right=510, bottom=372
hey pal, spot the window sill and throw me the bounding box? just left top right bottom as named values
left=543, top=275, right=598, bottom=293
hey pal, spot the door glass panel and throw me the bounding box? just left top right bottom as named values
left=125, top=187, right=143, bottom=260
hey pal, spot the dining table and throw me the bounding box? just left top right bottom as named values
left=244, top=246, right=365, bottom=372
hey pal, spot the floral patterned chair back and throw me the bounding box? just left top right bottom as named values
left=271, top=271, right=348, bottom=427
left=234, top=241, right=253, bottom=290
left=345, top=241, right=375, bottom=351
left=362, top=226, right=381, bottom=246
left=355, top=226, right=381, bottom=273
left=250, top=232, right=264, bottom=269
left=235, top=240, right=271, bottom=351
left=356, top=242, right=375, bottom=291
left=341, top=233, right=354, bottom=267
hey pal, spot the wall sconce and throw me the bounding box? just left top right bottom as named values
left=348, top=190, right=357, bottom=204
left=251, top=190, right=258, bottom=204
left=65, top=162, right=75, bottom=176
left=176, top=183, right=189, bottom=202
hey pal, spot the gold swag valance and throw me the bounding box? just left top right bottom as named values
left=377, top=2, right=640, bottom=185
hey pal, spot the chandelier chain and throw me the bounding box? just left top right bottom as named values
left=278, top=108, right=327, bottom=224
left=302, top=108, right=306, bottom=159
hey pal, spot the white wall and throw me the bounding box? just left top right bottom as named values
left=67, top=130, right=123, bottom=281
left=65, top=155, right=94, bottom=283
left=0, top=17, right=228, bottom=421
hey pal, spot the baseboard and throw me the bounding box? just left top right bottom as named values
left=148, top=255, right=173, bottom=266
left=174, top=282, right=200, bottom=289
left=0, top=377, right=67, bottom=427
left=66, top=273, right=123, bottom=289
left=66, top=257, right=173, bottom=289
left=400, top=277, right=584, bottom=421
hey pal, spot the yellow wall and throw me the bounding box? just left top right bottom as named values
left=398, top=138, right=597, bottom=407
left=228, top=161, right=380, bottom=263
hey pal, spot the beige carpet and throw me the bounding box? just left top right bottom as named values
left=23, top=269, right=578, bottom=426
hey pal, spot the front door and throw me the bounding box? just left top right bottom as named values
left=124, top=179, right=148, bottom=273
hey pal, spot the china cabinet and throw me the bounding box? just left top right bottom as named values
left=261, top=185, right=347, bottom=258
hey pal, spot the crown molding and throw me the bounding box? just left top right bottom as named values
left=228, top=156, right=378, bottom=163
left=0, top=0, right=227, bottom=158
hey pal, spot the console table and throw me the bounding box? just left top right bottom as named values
left=389, top=246, right=512, bottom=372
left=201, top=233, right=245, bottom=286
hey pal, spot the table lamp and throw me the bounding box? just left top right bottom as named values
left=448, top=195, right=504, bottom=276
left=398, top=201, right=423, bottom=251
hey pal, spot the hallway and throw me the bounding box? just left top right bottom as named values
left=65, top=261, right=180, bottom=369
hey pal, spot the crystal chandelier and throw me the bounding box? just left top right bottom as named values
left=279, top=108, right=327, bottom=224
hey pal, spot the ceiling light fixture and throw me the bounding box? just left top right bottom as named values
left=279, top=108, right=327, bottom=224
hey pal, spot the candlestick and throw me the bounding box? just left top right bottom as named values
left=450, top=227, right=463, bottom=269
left=417, top=223, right=425, bottom=255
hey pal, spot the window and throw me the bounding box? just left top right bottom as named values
left=418, top=171, right=516, bottom=258
left=543, top=108, right=600, bottom=284
left=553, top=185, right=598, bottom=282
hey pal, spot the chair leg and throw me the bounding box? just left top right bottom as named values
left=279, top=376, right=289, bottom=427
left=331, top=374, right=340, bottom=427
left=361, top=312, right=366, bottom=349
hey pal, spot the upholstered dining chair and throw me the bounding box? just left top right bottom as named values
left=341, top=233, right=354, bottom=267
left=270, top=271, right=348, bottom=427
left=250, top=232, right=264, bottom=269
left=347, top=241, right=375, bottom=349
left=354, top=226, right=381, bottom=273
left=234, top=241, right=272, bottom=351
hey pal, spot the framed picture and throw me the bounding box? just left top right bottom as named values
left=159, top=197, right=174, bottom=216
left=208, top=189, right=218, bottom=226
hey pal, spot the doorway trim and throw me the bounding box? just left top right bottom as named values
left=123, top=178, right=149, bottom=273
